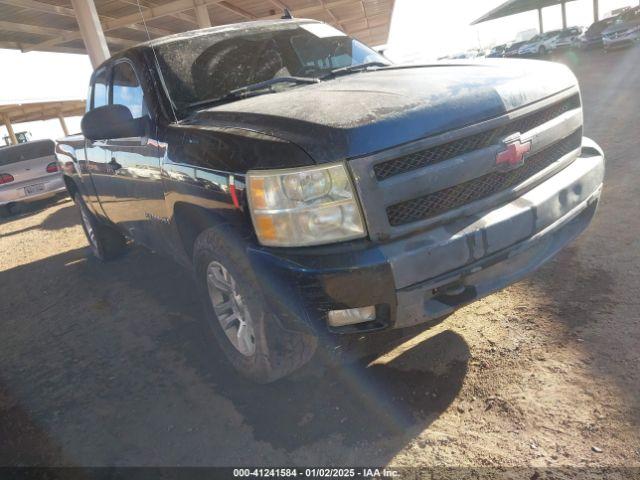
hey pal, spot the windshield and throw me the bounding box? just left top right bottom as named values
left=153, top=22, right=388, bottom=111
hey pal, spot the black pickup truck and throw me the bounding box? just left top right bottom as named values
left=57, top=19, right=605, bottom=383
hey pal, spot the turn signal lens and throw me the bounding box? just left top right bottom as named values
left=46, top=162, right=59, bottom=173
left=246, top=162, right=366, bottom=247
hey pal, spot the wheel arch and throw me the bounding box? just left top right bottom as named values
left=173, top=202, right=233, bottom=260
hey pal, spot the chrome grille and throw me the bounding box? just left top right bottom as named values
left=373, top=94, right=581, bottom=181
left=386, top=129, right=582, bottom=227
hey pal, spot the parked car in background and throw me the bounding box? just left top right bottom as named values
left=581, top=17, right=616, bottom=49
left=0, top=139, right=65, bottom=217
left=2, top=131, right=31, bottom=146
left=504, top=41, right=528, bottom=57
left=551, top=26, right=584, bottom=50
left=518, top=30, right=562, bottom=57
left=602, top=6, right=640, bottom=51
left=487, top=43, right=509, bottom=58
left=440, top=49, right=486, bottom=60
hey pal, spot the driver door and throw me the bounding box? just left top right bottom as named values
left=91, top=59, right=167, bottom=249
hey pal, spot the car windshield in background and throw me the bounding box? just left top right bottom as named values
left=153, top=22, right=388, bottom=111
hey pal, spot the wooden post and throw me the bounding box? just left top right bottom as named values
left=2, top=115, right=18, bottom=145
left=58, top=114, right=70, bottom=136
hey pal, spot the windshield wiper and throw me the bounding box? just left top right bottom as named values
left=187, top=76, right=320, bottom=109
left=321, top=61, right=390, bottom=79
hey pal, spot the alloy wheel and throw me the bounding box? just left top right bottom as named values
left=206, top=261, right=256, bottom=357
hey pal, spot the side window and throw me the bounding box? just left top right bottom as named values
left=111, top=62, right=147, bottom=119
left=92, top=68, right=108, bottom=109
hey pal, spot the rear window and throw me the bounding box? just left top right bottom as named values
left=0, top=139, right=55, bottom=166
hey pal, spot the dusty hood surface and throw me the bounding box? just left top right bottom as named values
left=187, top=60, right=578, bottom=163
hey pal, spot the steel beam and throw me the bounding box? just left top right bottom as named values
left=538, top=7, right=544, bottom=33
left=23, top=0, right=366, bottom=53
left=70, top=0, right=110, bottom=68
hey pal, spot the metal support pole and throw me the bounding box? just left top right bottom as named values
left=593, top=0, right=599, bottom=21
left=2, top=115, right=18, bottom=145
left=538, top=7, right=544, bottom=33
left=58, top=114, right=69, bottom=137
left=561, top=1, right=567, bottom=29
left=70, top=0, right=110, bottom=68
left=194, top=3, right=212, bottom=28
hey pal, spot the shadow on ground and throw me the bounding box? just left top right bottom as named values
left=0, top=244, right=469, bottom=465
left=0, top=195, right=73, bottom=236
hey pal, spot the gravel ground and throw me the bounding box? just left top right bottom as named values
left=0, top=47, right=639, bottom=471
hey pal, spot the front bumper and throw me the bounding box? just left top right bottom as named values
left=249, top=138, right=604, bottom=335
left=0, top=174, right=66, bottom=206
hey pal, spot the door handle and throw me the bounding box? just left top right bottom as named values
left=109, top=157, right=122, bottom=170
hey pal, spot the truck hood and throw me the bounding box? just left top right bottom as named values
left=187, top=61, right=577, bottom=163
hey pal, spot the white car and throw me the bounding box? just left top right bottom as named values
left=518, top=30, right=562, bottom=56
left=551, top=27, right=584, bottom=50
left=602, top=7, right=640, bottom=51
left=0, top=139, right=66, bottom=216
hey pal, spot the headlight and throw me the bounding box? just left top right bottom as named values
left=246, top=162, right=366, bottom=247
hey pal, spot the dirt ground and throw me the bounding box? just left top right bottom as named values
left=1, top=47, right=639, bottom=471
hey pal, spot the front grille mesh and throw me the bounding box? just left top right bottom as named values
left=386, top=129, right=582, bottom=227
left=373, top=94, right=581, bottom=181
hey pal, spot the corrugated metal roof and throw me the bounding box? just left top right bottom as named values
left=472, top=0, right=577, bottom=24
left=0, top=0, right=394, bottom=56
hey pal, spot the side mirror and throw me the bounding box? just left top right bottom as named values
left=81, top=104, right=147, bottom=141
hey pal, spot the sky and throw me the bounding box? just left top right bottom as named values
left=0, top=0, right=637, bottom=142
left=384, top=0, right=638, bottom=62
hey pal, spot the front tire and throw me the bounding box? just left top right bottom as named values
left=193, top=226, right=317, bottom=383
left=75, top=193, right=127, bottom=261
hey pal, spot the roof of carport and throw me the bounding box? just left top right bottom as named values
left=0, top=99, right=85, bottom=124
left=0, top=0, right=394, bottom=56
left=471, top=0, right=576, bottom=24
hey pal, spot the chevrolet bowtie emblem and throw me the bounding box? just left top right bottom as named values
left=496, top=136, right=532, bottom=171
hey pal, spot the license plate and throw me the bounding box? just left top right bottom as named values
left=24, top=183, right=45, bottom=195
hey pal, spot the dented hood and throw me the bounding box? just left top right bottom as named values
left=188, top=60, right=578, bottom=163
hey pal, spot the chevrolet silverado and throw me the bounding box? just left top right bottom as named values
left=56, top=19, right=605, bottom=383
